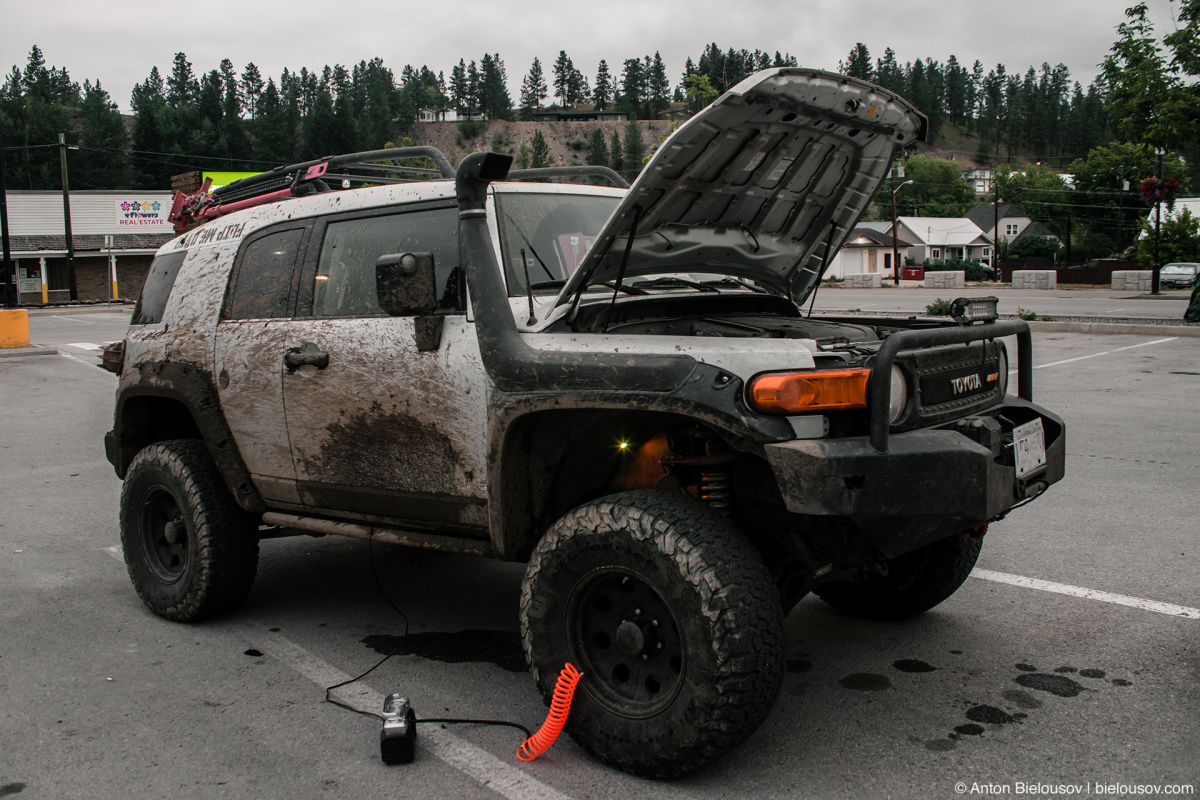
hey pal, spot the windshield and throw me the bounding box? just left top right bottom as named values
left=495, top=192, right=621, bottom=297
left=1161, top=264, right=1197, bottom=275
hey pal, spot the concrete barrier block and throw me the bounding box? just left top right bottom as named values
left=843, top=273, right=882, bottom=289
left=1111, top=270, right=1151, bottom=291
left=1012, top=270, right=1057, bottom=290
left=923, top=271, right=964, bottom=289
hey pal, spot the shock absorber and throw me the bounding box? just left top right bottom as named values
left=699, top=468, right=733, bottom=513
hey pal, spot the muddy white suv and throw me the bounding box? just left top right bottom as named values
left=105, top=69, right=1064, bottom=777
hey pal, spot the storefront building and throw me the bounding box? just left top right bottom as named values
left=5, top=190, right=174, bottom=305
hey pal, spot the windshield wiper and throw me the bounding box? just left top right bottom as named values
left=630, top=277, right=720, bottom=293
left=601, top=281, right=649, bottom=295
left=530, top=279, right=566, bottom=290
left=702, top=277, right=769, bottom=294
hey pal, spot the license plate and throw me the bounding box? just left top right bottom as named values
left=1013, top=418, right=1047, bottom=478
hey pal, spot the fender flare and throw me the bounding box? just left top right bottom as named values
left=106, top=361, right=266, bottom=513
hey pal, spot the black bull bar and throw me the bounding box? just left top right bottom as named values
left=868, top=319, right=1032, bottom=453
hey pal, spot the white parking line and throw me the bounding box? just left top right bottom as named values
left=58, top=352, right=99, bottom=368
left=66, top=342, right=102, bottom=351
left=44, top=315, right=95, bottom=324
left=972, top=569, right=1200, bottom=619
left=231, top=623, right=574, bottom=800
left=99, top=545, right=572, bottom=798
left=1008, top=337, right=1178, bottom=375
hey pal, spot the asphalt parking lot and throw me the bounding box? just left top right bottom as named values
left=1, top=316, right=1196, bottom=799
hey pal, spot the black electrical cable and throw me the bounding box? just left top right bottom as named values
left=322, top=530, right=532, bottom=739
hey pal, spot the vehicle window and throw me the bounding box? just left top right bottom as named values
left=224, top=229, right=304, bottom=320
left=494, top=193, right=620, bottom=297
left=131, top=250, right=187, bottom=325
left=311, top=207, right=459, bottom=317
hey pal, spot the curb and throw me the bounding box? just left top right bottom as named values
left=26, top=304, right=133, bottom=317
left=1024, top=320, right=1200, bottom=337
left=0, top=345, right=59, bottom=359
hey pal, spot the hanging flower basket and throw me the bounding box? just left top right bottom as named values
left=1139, top=177, right=1180, bottom=208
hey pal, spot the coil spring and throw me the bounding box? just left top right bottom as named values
left=516, top=662, right=583, bottom=762
left=699, top=468, right=733, bottom=513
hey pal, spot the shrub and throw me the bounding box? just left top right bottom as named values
left=925, top=298, right=954, bottom=316
left=458, top=118, right=485, bottom=141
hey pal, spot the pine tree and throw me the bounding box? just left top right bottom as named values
left=519, top=57, right=547, bottom=120
left=567, top=67, right=589, bottom=107
left=479, top=53, right=512, bottom=120
left=622, top=121, right=644, bottom=175
left=610, top=130, right=623, bottom=171
left=552, top=51, right=574, bottom=106
left=530, top=129, right=551, bottom=168
left=619, top=58, right=644, bottom=115
left=240, top=62, right=264, bottom=118
left=586, top=127, right=609, bottom=166
left=74, top=80, right=127, bottom=188
left=167, top=52, right=198, bottom=105
left=450, top=59, right=469, bottom=114
left=840, top=43, right=873, bottom=80
left=302, top=86, right=337, bottom=159
left=593, top=60, right=612, bottom=110
left=874, top=48, right=903, bottom=93
left=254, top=78, right=289, bottom=163
left=647, top=52, right=670, bottom=118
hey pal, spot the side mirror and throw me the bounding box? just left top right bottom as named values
left=375, top=252, right=437, bottom=317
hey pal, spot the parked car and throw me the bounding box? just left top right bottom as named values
left=1160, top=262, right=1200, bottom=288
left=103, top=68, right=1065, bottom=778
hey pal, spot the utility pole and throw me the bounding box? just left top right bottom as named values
left=993, top=178, right=1001, bottom=282
left=1065, top=211, right=1072, bottom=262
left=1, top=123, right=15, bottom=308
left=59, top=133, right=77, bottom=301
left=889, top=168, right=912, bottom=286
left=1152, top=149, right=1162, bottom=296
left=890, top=167, right=899, bottom=286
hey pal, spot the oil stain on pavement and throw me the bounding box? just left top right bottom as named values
left=362, top=630, right=527, bottom=672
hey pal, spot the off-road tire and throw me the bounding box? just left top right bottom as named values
left=119, top=439, right=259, bottom=622
left=815, top=531, right=983, bottom=621
left=519, top=490, right=784, bottom=778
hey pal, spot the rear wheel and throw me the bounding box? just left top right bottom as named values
left=815, top=530, right=983, bottom=621
left=520, top=491, right=783, bottom=778
left=119, top=440, right=259, bottom=622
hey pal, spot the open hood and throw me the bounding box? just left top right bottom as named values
left=554, top=68, right=927, bottom=307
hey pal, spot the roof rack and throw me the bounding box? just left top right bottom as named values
left=166, top=148, right=633, bottom=232
left=167, top=146, right=456, bottom=230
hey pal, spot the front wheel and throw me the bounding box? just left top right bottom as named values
left=520, top=491, right=784, bottom=778
left=815, top=530, right=983, bottom=621
left=119, top=440, right=259, bottom=622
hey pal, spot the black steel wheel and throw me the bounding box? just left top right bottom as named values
left=119, top=440, right=258, bottom=622
left=567, top=567, right=686, bottom=718
left=520, top=491, right=784, bottom=778
left=815, top=530, right=983, bottom=621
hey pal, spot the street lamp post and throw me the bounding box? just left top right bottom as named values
left=890, top=174, right=913, bottom=286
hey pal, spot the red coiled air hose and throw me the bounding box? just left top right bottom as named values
left=516, top=662, right=583, bottom=762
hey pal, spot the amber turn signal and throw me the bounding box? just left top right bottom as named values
left=747, top=368, right=871, bottom=414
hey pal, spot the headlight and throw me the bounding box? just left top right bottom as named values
left=997, top=348, right=1009, bottom=397
left=888, top=364, right=907, bottom=424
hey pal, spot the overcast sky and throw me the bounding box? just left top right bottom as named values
left=1, top=0, right=1187, bottom=113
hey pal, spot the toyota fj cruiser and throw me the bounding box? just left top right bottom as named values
left=105, top=69, right=1064, bottom=777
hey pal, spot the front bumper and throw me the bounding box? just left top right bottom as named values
left=763, top=397, right=1065, bottom=558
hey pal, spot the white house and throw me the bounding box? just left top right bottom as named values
left=894, top=217, right=993, bottom=265
left=827, top=223, right=915, bottom=279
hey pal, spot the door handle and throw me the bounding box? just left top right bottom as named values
left=284, top=342, right=329, bottom=371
